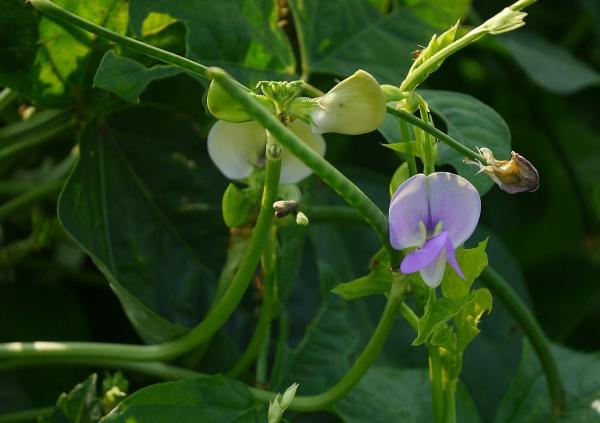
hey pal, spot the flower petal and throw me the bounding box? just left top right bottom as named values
left=426, top=172, right=481, bottom=246
left=310, top=70, right=386, bottom=135
left=207, top=120, right=266, bottom=180
left=444, top=237, right=464, bottom=279
left=279, top=120, right=326, bottom=184
left=389, top=174, right=429, bottom=250
left=419, top=252, right=447, bottom=288
left=400, top=231, right=448, bottom=274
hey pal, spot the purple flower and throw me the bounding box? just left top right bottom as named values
left=389, top=172, right=481, bottom=288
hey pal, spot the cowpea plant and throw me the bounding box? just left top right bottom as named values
left=0, top=0, right=598, bottom=422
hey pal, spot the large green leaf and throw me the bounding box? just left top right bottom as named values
left=496, top=342, right=600, bottom=422
left=101, top=376, right=266, bottom=423
left=420, top=90, right=512, bottom=194
left=288, top=0, right=434, bottom=84
left=335, top=366, right=481, bottom=422
left=128, top=0, right=296, bottom=84
left=0, top=0, right=128, bottom=107
left=500, top=31, right=600, bottom=94
left=58, top=105, right=228, bottom=342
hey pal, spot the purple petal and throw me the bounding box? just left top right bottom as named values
left=400, top=231, right=448, bottom=273
left=444, top=238, right=464, bottom=279
left=419, top=252, right=447, bottom=288
left=389, top=174, right=429, bottom=250
left=426, top=172, right=481, bottom=246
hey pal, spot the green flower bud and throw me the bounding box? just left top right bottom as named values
left=484, top=8, right=527, bottom=35
left=207, top=80, right=274, bottom=123
left=280, top=383, right=299, bottom=410
left=296, top=211, right=309, bottom=226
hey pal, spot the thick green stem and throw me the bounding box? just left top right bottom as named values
left=418, top=100, right=435, bottom=175
left=228, top=230, right=277, bottom=378
left=307, top=205, right=366, bottom=225
left=429, top=344, right=445, bottom=423
left=210, top=69, right=390, bottom=247
left=444, top=379, right=457, bottom=423
left=480, top=267, right=564, bottom=416
left=0, top=158, right=281, bottom=361
left=398, top=119, right=418, bottom=175
left=387, top=106, right=488, bottom=165
left=0, top=179, right=64, bottom=221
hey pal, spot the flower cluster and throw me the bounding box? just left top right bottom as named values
left=206, top=70, right=386, bottom=183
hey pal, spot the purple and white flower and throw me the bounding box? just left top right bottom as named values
left=389, top=172, right=481, bottom=288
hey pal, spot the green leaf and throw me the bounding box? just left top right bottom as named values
left=58, top=105, right=228, bottom=342
left=288, top=0, right=434, bottom=83
left=335, top=366, right=481, bottom=423
left=413, top=293, right=476, bottom=346
left=420, top=90, right=512, bottom=194
left=128, top=0, right=296, bottom=84
left=101, top=376, right=266, bottom=423
left=405, top=0, right=472, bottom=29
left=496, top=341, right=600, bottom=422
left=500, top=31, right=600, bottom=94
left=222, top=183, right=257, bottom=228
left=383, top=141, right=422, bottom=157
left=441, top=239, right=488, bottom=299
left=93, top=51, right=179, bottom=103
left=44, top=374, right=102, bottom=423
left=331, top=249, right=394, bottom=300
left=389, top=162, right=411, bottom=198
left=0, top=0, right=128, bottom=107
left=455, top=287, right=492, bottom=351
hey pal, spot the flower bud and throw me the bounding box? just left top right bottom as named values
left=207, top=80, right=274, bottom=123
left=309, top=70, right=386, bottom=135
left=295, top=211, right=309, bottom=226
left=473, top=148, right=539, bottom=193
left=280, top=383, right=299, bottom=410
left=484, top=8, right=527, bottom=35
left=273, top=200, right=299, bottom=218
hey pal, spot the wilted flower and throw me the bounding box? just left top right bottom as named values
left=207, top=120, right=325, bottom=184
left=290, top=70, right=386, bottom=135
left=389, top=172, right=481, bottom=288
left=472, top=147, right=539, bottom=194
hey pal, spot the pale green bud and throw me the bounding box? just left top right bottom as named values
left=309, top=70, right=386, bottom=135
left=207, top=80, right=274, bottom=123
left=295, top=211, right=309, bottom=226
left=280, top=383, right=299, bottom=410
left=484, top=8, right=527, bottom=35
left=268, top=398, right=283, bottom=423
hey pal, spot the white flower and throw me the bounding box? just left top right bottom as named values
left=309, top=70, right=386, bottom=135
left=207, top=120, right=325, bottom=184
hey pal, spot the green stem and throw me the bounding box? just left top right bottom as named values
left=0, top=89, right=18, bottom=113
left=480, top=267, right=564, bottom=416
left=29, top=0, right=211, bottom=80
left=418, top=100, right=435, bottom=175
left=429, top=344, right=445, bottom=423
left=255, top=323, right=271, bottom=386
left=0, top=157, right=281, bottom=361
left=399, top=0, right=538, bottom=92
left=444, top=379, right=457, bottom=423
left=228, top=230, right=277, bottom=379
left=210, top=69, right=390, bottom=248
left=398, top=119, right=418, bottom=175
left=307, top=205, right=366, bottom=225
left=399, top=302, right=419, bottom=330
left=0, top=110, right=71, bottom=144
left=0, top=179, right=64, bottom=221
left=271, top=281, right=405, bottom=412
left=0, top=407, right=53, bottom=423
left=0, top=120, right=75, bottom=162
left=387, top=106, right=488, bottom=165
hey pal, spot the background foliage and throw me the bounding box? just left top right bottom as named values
left=0, top=0, right=598, bottom=421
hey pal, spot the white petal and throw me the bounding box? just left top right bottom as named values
left=207, top=120, right=266, bottom=180
left=425, top=172, right=481, bottom=246
left=389, top=174, right=429, bottom=250
left=310, top=70, right=386, bottom=135
left=419, top=251, right=447, bottom=288
left=278, top=120, right=326, bottom=184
